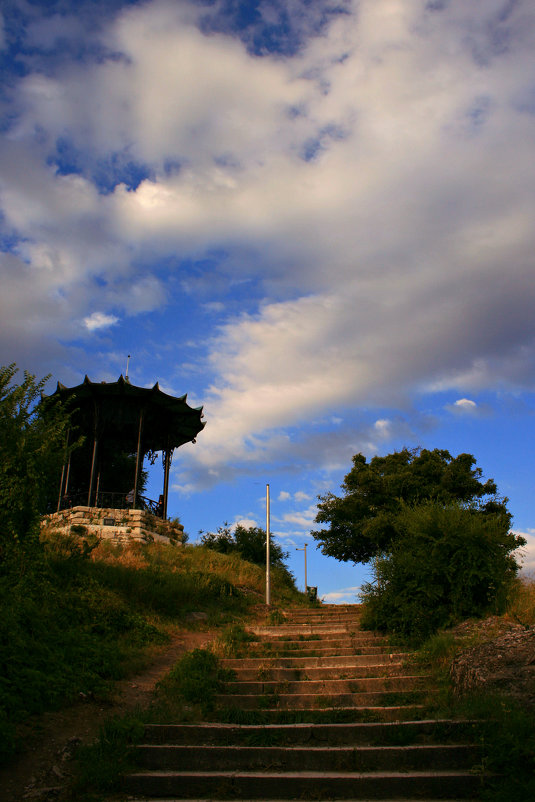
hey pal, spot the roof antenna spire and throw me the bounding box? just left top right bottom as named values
left=125, top=354, right=131, bottom=381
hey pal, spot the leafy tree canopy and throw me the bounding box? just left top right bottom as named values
left=312, top=447, right=511, bottom=564
left=359, top=502, right=525, bottom=641
left=199, top=523, right=288, bottom=569
left=0, top=364, right=74, bottom=552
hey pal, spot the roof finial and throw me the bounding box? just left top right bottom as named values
left=125, top=354, right=131, bottom=381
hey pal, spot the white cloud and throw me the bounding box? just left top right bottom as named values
left=233, top=517, right=258, bottom=531
left=280, top=504, right=318, bottom=530
left=515, top=530, right=535, bottom=576
left=83, top=312, right=119, bottom=331
left=278, top=491, right=291, bottom=502
left=2, top=0, right=535, bottom=480
left=454, top=398, right=477, bottom=412
left=321, top=586, right=361, bottom=604
left=374, top=419, right=391, bottom=437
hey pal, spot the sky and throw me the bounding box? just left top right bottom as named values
left=1, top=0, right=535, bottom=601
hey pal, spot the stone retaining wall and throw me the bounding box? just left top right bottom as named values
left=42, top=506, right=184, bottom=545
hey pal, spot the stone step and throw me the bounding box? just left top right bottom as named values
left=235, top=644, right=397, bottom=657
left=141, top=719, right=479, bottom=746
left=124, top=768, right=480, bottom=799
left=134, top=743, right=479, bottom=772
left=221, top=663, right=411, bottom=682
left=284, top=604, right=362, bottom=613
left=122, top=602, right=480, bottom=801
left=221, top=653, right=410, bottom=670
left=247, top=633, right=384, bottom=644
left=223, top=676, right=429, bottom=696
left=252, top=625, right=365, bottom=635
left=213, top=705, right=427, bottom=723
left=215, top=690, right=428, bottom=710
left=273, top=617, right=362, bottom=627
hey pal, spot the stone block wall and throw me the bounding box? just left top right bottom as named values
left=42, top=506, right=184, bottom=545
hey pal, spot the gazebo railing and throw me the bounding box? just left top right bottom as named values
left=58, top=491, right=163, bottom=517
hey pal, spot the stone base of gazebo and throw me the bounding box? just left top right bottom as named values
left=42, top=506, right=185, bottom=545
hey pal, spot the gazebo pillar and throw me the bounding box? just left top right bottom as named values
left=57, top=428, right=71, bottom=512
left=162, top=446, right=173, bottom=520
left=87, top=400, right=99, bottom=507
left=87, top=435, right=98, bottom=507
left=132, top=409, right=144, bottom=509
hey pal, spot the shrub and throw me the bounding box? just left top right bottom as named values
left=360, top=502, right=523, bottom=642
left=157, top=648, right=234, bottom=715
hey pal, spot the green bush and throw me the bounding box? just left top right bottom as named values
left=157, top=648, right=234, bottom=715
left=360, top=502, right=522, bottom=642
left=199, top=523, right=296, bottom=588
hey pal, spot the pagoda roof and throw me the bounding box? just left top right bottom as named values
left=46, top=374, right=205, bottom=452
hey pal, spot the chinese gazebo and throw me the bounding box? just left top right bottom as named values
left=43, top=375, right=205, bottom=544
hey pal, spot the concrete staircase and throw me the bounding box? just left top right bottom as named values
left=124, top=604, right=482, bottom=799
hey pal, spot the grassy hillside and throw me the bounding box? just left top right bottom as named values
left=0, top=533, right=304, bottom=763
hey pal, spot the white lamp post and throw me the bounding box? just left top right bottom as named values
left=296, top=542, right=308, bottom=592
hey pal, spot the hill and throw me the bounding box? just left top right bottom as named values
left=0, top=534, right=305, bottom=785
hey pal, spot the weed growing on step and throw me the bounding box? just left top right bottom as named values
left=266, top=608, right=285, bottom=625
left=213, top=622, right=255, bottom=657
left=155, top=648, right=235, bottom=717
left=256, top=665, right=273, bottom=680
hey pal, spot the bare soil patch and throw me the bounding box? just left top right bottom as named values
left=450, top=617, right=535, bottom=710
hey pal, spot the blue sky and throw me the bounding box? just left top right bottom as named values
left=1, top=0, right=535, bottom=601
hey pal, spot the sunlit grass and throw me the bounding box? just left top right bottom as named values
left=506, top=575, right=535, bottom=626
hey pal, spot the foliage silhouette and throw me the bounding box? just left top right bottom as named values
left=312, top=447, right=510, bottom=564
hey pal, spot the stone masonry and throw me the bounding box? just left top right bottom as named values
left=42, top=505, right=184, bottom=545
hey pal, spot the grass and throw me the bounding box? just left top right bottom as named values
left=0, top=534, right=304, bottom=767
left=69, top=712, right=147, bottom=800
left=506, top=574, right=535, bottom=627
left=408, top=576, right=535, bottom=801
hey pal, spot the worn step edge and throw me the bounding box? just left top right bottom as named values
left=123, top=769, right=482, bottom=799
left=141, top=719, right=479, bottom=745
left=227, top=665, right=412, bottom=681
left=221, top=654, right=411, bottom=668
left=211, top=705, right=427, bottom=720
left=223, top=676, right=430, bottom=694
left=134, top=743, right=480, bottom=772
left=215, top=691, right=429, bottom=709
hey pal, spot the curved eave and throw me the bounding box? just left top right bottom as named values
left=42, top=376, right=206, bottom=451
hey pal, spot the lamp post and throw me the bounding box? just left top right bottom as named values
left=296, top=542, right=308, bottom=593
left=266, top=483, right=271, bottom=606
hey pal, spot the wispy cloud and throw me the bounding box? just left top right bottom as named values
left=321, top=586, right=361, bottom=604
left=83, top=312, right=119, bottom=331
left=1, top=0, right=535, bottom=492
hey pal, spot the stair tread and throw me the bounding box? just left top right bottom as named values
left=124, top=604, right=479, bottom=800
left=128, top=769, right=478, bottom=778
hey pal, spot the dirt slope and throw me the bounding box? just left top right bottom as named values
left=0, top=628, right=215, bottom=802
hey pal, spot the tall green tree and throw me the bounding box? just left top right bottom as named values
left=0, top=364, right=74, bottom=552
left=312, top=448, right=510, bottom=564
left=199, top=523, right=288, bottom=568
